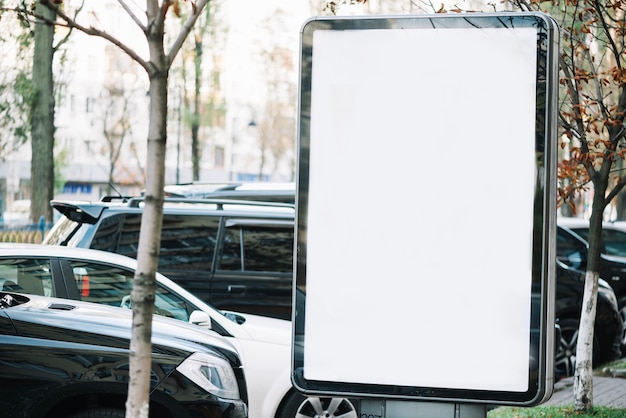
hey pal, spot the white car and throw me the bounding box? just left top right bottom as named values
left=0, top=244, right=358, bottom=418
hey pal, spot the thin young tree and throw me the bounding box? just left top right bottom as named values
left=35, top=1, right=210, bottom=416
left=507, top=0, right=626, bottom=411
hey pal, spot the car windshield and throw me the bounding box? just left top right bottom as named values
left=571, top=227, right=626, bottom=257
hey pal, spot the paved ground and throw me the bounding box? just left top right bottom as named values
left=542, top=374, right=626, bottom=408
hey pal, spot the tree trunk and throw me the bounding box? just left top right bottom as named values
left=125, top=59, right=168, bottom=418
left=573, top=269, right=598, bottom=410
left=573, top=187, right=604, bottom=410
left=615, top=158, right=626, bottom=219
left=30, top=2, right=55, bottom=225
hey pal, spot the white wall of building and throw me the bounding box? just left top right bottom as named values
left=2, top=0, right=497, bottom=209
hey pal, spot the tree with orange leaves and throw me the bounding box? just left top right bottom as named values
left=509, top=0, right=626, bottom=411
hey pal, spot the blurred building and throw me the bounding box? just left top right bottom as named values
left=0, top=0, right=491, bottom=217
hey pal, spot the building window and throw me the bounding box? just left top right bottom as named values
left=86, top=97, right=94, bottom=113
left=214, top=146, right=225, bottom=168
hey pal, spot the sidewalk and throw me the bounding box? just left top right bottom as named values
left=542, top=373, right=626, bottom=408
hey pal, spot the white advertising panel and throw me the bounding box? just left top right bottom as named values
left=293, top=13, right=558, bottom=406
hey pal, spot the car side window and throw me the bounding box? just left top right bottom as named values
left=158, top=215, right=219, bottom=272
left=601, top=229, right=626, bottom=257
left=219, top=224, right=293, bottom=272
left=68, top=260, right=134, bottom=307
left=574, top=227, right=626, bottom=258
left=0, top=258, right=54, bottom=297
left=556, top=228, right=586, bottom=269
left=66, top=260, right=193, bottom=321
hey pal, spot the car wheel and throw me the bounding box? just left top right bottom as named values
left=555, top=318, right=599, bottom=378
left=68, top=409, right=125, bottom=418
left=277, top=391, right=358, bottom=418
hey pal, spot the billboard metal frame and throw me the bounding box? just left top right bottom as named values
left=293, top=12, right=559, bottom=407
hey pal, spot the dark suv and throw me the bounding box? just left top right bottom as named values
left=44, top=197, right=295, bottom=320
left=0, top=292, right=247, bottom=418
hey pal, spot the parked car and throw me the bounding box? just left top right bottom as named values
left=0, top=291, right=247, bottom=418
left=557, top=217, right=626, bottom=315
left=43, top=192, right=622, bottom=378
left=553, top=260, right=623, bottom=377
left=0, top=244, right=357, bottom=418
left=44, top=196, right=295, bottom=320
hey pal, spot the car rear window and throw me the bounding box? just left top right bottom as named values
left=43, top=217, right=82, bottom=246
left=91, top=213, right=219, bottom=272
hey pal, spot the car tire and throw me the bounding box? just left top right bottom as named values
left=68, top=409, right=125, bottom=418
left=277, top=391, right=358, bottom=418
left=555, top=318, right=599, bottom=378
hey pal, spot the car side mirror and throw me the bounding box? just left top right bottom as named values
left=189, top=310, right=212, bottom=329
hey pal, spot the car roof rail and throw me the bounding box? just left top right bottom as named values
left=126, top=196, right=295, bottom=210
left=100, top=195, right=134, bottom=203
left=161, top=182, right=295, bottom=202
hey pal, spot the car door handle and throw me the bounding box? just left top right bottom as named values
left=228, top=285, right=246, bottom=294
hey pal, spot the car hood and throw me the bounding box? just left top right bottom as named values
left=2, top=292, right=240, bottom=364
left=225, top=310, right=291, bottom=345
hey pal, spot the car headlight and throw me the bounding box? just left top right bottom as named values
left=176, top=352, right=240, bottom=400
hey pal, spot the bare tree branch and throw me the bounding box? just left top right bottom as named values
left=117, top=0, right=147, bottom=32
left=167, top=0, right=210, bottom=66
left=38, top=0, right=151, bottom=73
left=52, top=0, right=85, bottom=52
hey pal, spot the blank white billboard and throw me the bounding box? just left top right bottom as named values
left=293, top=13, right=558, bottom=406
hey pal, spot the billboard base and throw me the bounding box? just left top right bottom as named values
left=361, top=400, right=487, bottom=418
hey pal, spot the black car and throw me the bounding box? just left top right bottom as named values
left=553, top=260, right=623, bottom=377
left=0, top=244, right=354, bottom=418
left=0, top=292, right=248, bottom=418
left=557, top=218, right=626, bottom=318
left=44, top=197, right=295, bottom=320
